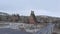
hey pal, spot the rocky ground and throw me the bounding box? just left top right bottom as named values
left=53, top=28, right=60, bottom=34
left=0, top=22, right=60, bottom=34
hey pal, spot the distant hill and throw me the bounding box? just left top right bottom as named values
left=0, top=12, right=60, bottom=23
left=20, top=15, right=60, bottom=23
left=36, top=15, right=60, bottom=23
left=0, top=12, right=9, bottom=16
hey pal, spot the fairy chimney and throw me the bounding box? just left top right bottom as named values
left=29, top=11, right=37, bottom=24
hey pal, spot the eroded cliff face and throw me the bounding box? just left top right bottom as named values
left=0, top=12, right=60, bottom=24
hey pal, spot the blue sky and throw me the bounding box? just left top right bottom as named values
left=0, top=0, right=59, bottom=17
